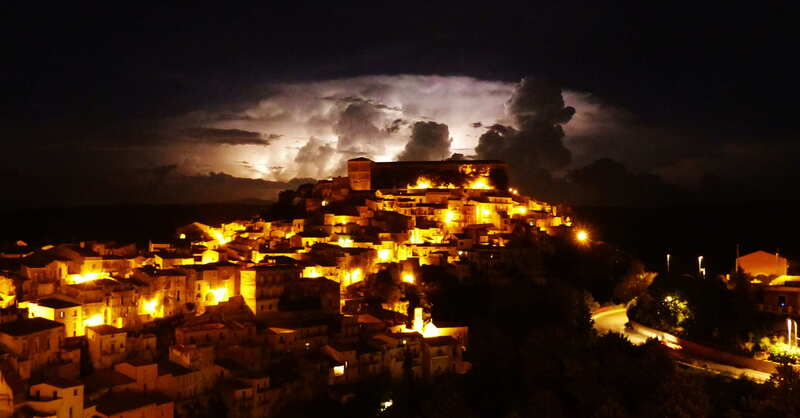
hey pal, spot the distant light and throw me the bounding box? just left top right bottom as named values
left=84, top=314, right=104, bottom=327
left=321, top=200, right=329, bottom=206
left=378, top=249, right=391, bottom=262
left=210, top=287, right=228, bottom=303
left=402, top=273, right=415, bottom=284
left=380, top=399, right=393, bottom=412
left=179, top=233, right=186, bottom=240
left=576, top=230, right=589, bottom=243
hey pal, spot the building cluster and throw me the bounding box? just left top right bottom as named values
left=736, top=250, right=800, bottom=316
left=0, top=158, right=574, bottom=417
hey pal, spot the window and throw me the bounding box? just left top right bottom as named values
left=59, top=311, right=65, bottom=319
left=73, top=389, right=78, bottom=396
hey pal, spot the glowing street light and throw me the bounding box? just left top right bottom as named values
left=698, top=256, right=705, bottom=278
left=575, top=230, right=589, bottom=244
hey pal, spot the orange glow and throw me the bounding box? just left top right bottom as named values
left=576, top=230, right=589, bottom=244
left=466, top=176, right=492, bottom=190
left=402, top=273, right=415, bottom=284
left=84, top=314, right=104, bottom=327
left=346, top=268, right=363, bottom=285
left=443, top=210, right=456, bottom=225
left=404, top=307, right=442, bottom=337
left=212, top=230, right=229, bottom=245
left=321, top=200, right=329, bottom=206
left=407, top=177, right=455, bottom=190
left=378, top=249, right=391, bottom=262
left=66, top=272, right=109, bottom=284
left=514, top=206, right=527, bottom=215
left=337, top=237, right=354, bottom=248
left=143, top=298, right=158, bottom=315
left=410, top=229, right=423, bottom=244
left=481, top=208, right=491, bottom=216
left=209, top=287, right=228, bottom=304
left=304, top=266, right=323, bottom=278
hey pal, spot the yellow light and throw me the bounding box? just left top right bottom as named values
left=321, top=200, right=329, bottom=206
left=66, top=272, right=111, bottom=284
left=304, top=266, right=322, bottom=278
left=337, top=237, right=354, bottom=248
left=179, top=233, right=186, bottom=240
left=408, top=177, right=433, bottom=189
left=84, top=314, right=104, bottom=327
left=408, top=176, right=455, bottom=190
left=348, top=268, right=363, bottom=285
left=444, top=210, right=456, bottom=225
left=209, top=287, right=228, bottom=304
left=410, top=229, right=423, bottom=244
left=576, top=230, right=589, bottom=243
left=143, top=299, right=158, bottom=315
left=212, top=231, right=229, bottom=245
left=378, top=249, right=391, bottom=262
left=481, top=208, right=491, bottom=216
left=402, top=273, right=415, bottom=284
left=515, top=206, right=527, bottom=215
left=333, top=365, right=345, bottom=376
left=467, top=177, right=492, bottom=190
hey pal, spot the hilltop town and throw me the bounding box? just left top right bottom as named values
left=0, top=158, right=578, bottom=417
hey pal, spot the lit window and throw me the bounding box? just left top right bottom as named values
left=333, top=365, right=345, bottom=376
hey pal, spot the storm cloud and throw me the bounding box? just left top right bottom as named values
left=397, top=121, right=452, bottom=161
left=180, top=127, right=270, bottom=146
left=475, top=79, right=575, bottom=197
left=1, top=74, right=748, bottom=207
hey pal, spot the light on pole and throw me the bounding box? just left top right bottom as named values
left=697, top=256, right=704, bottom=278
left=788, top=318, right=799, bottom=347
left=666, top=253, right=671, bottom=273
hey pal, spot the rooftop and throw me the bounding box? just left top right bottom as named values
left=157, top=360, right=194, bottom=377
left=88, top=324, right=125, bottom=336
left=36, top=297, right=80, bottom=309
left=34, top=376, right=82, bottom=389
left=0, top=318, right=63, bottom=336
left=94, top=391, right=171, bottom=415
left=83, top=369, right=136, bottom=394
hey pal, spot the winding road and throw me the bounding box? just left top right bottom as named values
left=592, top=306, right=772, bottom=382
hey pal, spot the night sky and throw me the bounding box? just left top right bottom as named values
left=3, top=3, right=798, bottom=209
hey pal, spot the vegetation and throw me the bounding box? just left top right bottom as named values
left=628, top=272, right=779, bottom=355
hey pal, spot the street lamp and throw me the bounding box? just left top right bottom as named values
left=788, top=318, right=798, bottom=347
left=575, top=230, right=589, bottom=244
left=666, top=253, right=671, bottom=273
left=697, top=256, right=705, bottom=278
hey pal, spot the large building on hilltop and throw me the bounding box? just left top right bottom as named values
left=347, top=157, right=509, bottom=191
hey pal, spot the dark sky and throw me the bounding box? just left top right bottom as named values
left=3, top=3, right=798, bottom=208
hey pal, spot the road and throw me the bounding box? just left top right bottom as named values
left=592, top=306, right=772, bottom=382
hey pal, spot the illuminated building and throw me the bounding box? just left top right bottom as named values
left=0, top=157, right=580, bottom=412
